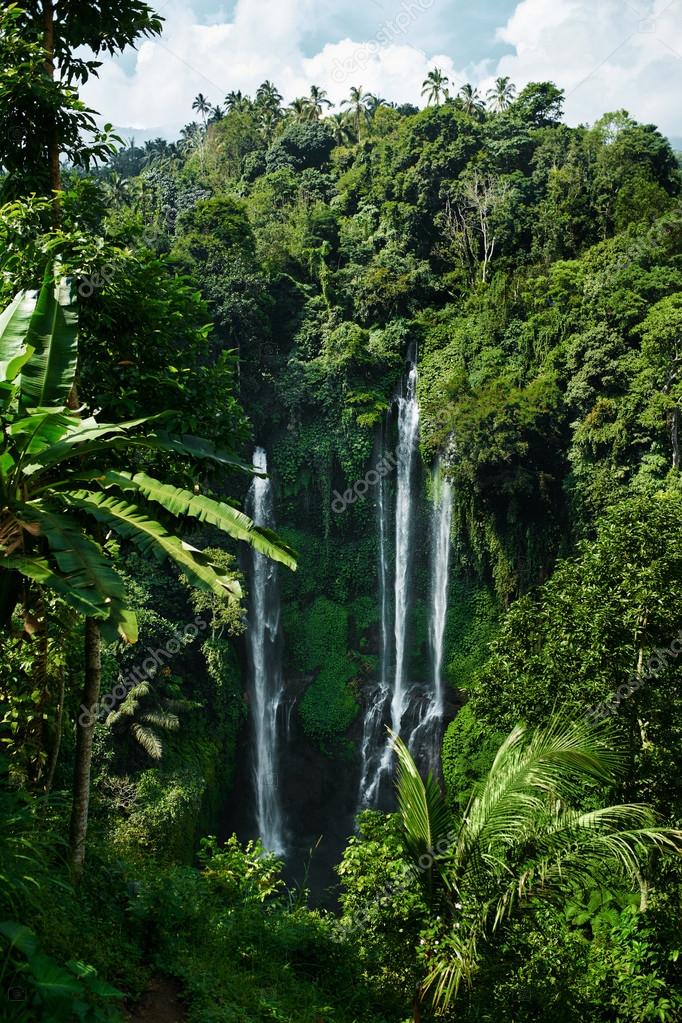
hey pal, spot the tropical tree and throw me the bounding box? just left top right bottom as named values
left=255, top=80, right=283, bottom=116
left=486, top=75, right=516, bottom=112
left=0, top=269, right=296, bottom=877
left=192, top=92, right=211, bottom=125
left=224, top=90, right=252, bottom=113
left=208, top=104, right=225, bottom=124
left=0, top=2, right=161, bottom=205
left=307, top=85, right=332, bottom=120
left=391, top=720, right=682, bottom=1016
left=366, top=94, right=387, bottom=115
left=421, top=68, right=450, bottom=106
left=341, top=86, right=373, bottom=137
left=141, top=137, right=173, bottom=167
left=328, top=112, right=354, bottom=147
left=179, top=122, right=204, bottom=156
left=288, top=97, right=312, bottom=122
left=458, top=83, right=485, bottom=117
left=104, top=173, right=130, bottom=206
left=105, top=679, right=195, bottom=760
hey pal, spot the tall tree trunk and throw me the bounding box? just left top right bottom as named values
left=42, top=0, right=61, bottom=223
left=671, top=405, right=680, bottom=470
left=69, top=618, right=101, bottom=881
left=44, top=660, right=65, bottom=800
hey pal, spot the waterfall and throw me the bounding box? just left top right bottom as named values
left=407, top=462, right=453, bottom=769
left=429, top=464, right=453, bottom=718
left=367, top=363, right=420, bottom=795
left=246, top=447, right=286, bottom=855
left=358, top=435, right=392, bottom=806
left=357, top=364, right=452, bottom=808
left=390, top=363, right=420, bottom=736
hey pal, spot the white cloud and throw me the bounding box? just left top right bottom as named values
left=488, top=0, right=682, bottom=134
left=81, top=0, right=682, bottom=137
left=81, top=0, right=466, bottom=132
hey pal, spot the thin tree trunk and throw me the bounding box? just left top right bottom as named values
left=69, top=617, right=101, bottom=880
left=44, top=660, right=65, bottom=800
left=42, top=0, right=61, bottom=224
left=671, top=406, right=680, bottom=470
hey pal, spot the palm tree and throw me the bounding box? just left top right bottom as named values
left=421, top=67, right=450, bottom=106
left=224, top=90, right=251, bottom=113
left=391, top=719, right=682, bottom=1016
left=179, top=122, right=204, bottom=156
left=307, top=84, right=332, bottom=120
left=0, top=269, right=296, bottom=877
left=458, top=83, right=485, bottom=117
left=288, top=97, right=312, bottom=122
left=341, top=86, right=372, bottom=137
left=208, top=104, right=225, bottom=124
left=106, top=679, right=195, bottom=760
left=328, top=112, right=354, bottom=147
left=255, top=80, right=283, bottom=116
left=104, top=172, right=130, bottom=206
left=366, top=94, right=387, bottom=115
left=191, top=92, right=211, bottom=125
left=486, top=75, right=516, bottom=112
left=141, top=137, right=171, bottom=168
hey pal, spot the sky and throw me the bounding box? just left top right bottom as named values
left=81, top=0, right=682, bottom=143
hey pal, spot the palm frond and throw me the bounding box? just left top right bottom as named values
left=131, top=724, right=163, bottom=759
left=392, top=731, right=452, bottom=882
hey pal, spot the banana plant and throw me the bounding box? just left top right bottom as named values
left=0, top=263, right=296, bottom=877
left=0, top=266, right=296, bottom=642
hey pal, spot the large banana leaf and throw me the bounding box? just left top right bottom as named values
left=19, top=269, right=78, bottom=412
left=21, top=414, right=167, bottom=477
left=0, top=290, right=37, bottom=367
left=76, top=470, right=297, bottom=570
left=10, top=502, right=137, bottom=643
left=60, top=490, right=244, bottom=600
left=140, top=432, right=259, bottom=474
left=8, top=409, right=78, bottom=461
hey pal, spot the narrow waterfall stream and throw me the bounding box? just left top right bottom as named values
left=361, top=363, right=422, bottom=803
left=245, top=447, right=286, bottom=854
left=358, top=431, right=392, bottom=806
left=389, top=363, right=420, bottom=736
left=407, top=462, right=453, bottom=771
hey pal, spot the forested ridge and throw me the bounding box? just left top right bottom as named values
left=2, top=3, right=682, bottom=1020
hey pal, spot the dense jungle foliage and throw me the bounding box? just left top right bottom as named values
left=2, top=3, right=682, bottom=1020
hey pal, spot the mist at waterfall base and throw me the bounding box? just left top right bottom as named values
left=228, top=370, right=456, bottom=901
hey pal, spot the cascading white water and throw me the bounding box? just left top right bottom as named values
left=390, top=364, right=420, bottom=735
left=368, top=364, right=421, bottom=792
left=358, top=441, right=392, bottom=805
left=246, top=447, right=286, bottom=855
left=407, top=462, right=453, bottom=767
left=429, top=464, right=453, bottom=717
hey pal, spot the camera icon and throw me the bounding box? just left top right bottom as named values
left=638, top=17, right=656, bottom=33
left=8, top=985, right=26, bottom=1002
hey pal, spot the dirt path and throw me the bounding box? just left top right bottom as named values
left=126, top=976, right=185, bottom=1023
